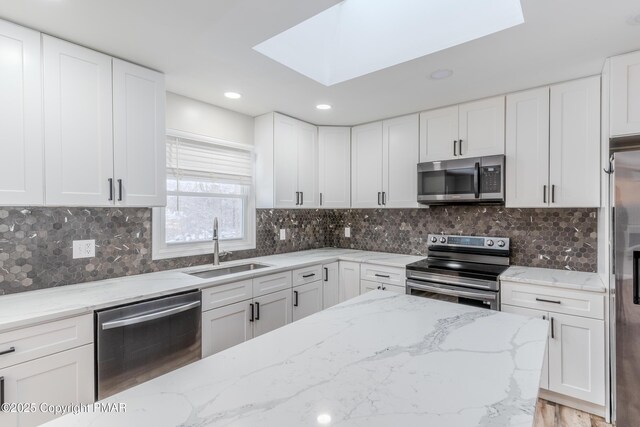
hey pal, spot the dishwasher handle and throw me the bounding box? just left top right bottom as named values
left=101, top=300, right=201, bottom=330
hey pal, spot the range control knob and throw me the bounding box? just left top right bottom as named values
left=440, top=237, right=446, bottom=244
left=497, top=240, right=506, bottom=248
left=486, top=239, right=494, bottom=247
left=431, top=236, right=437, bottom=243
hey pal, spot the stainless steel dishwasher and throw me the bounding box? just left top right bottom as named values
left=95, top=291, right=201, bottom=400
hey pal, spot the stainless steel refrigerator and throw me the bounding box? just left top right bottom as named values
left=611, top=138, right=640, bottom=426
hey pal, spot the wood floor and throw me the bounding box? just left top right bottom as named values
left=534, top=399, right=611, bottom=427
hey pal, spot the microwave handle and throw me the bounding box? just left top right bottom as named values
left=474, top=162, right=480, bottom=199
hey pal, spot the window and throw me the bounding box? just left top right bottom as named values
left=152, top=131, right=255, bottom=260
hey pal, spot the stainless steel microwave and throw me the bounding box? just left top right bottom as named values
left=417, top=155, right=505, bottom=205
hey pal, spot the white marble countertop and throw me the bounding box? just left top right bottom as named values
left=500, top=266, right=606, bottom=293
left=44, top=291, right=548, bottom=427
left=0, top=248, right=423, bottom=332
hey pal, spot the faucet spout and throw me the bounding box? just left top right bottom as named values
left=213, top=217, right=220, bottom=266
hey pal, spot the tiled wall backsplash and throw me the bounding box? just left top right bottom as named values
left=0, top=206, right=597, bottom=295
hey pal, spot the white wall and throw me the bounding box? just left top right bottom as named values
left=165, top=92, right=254, bottom=145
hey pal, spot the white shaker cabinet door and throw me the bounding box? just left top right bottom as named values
left=505, top=87, right=550, bottom=208
left=549, top=76, right=601, bottom=208
left=0, top=344, right=94, bottom=427
left=202, top=301, right=253, bottom=358
left=382, top=114, right=419, bottom=208
left=419, top=106, right=459, bottom=162
left=458, top=96, right=505, bottom=158
left=339, top=261, right=361, bottom=302
left=253, top=289, right=292, bottom=337
left=296, top=120, right=319, bottom=208
left=274, top=113, right=299, bottom=208
left=318, top=127, right=351, bottom=208
left=610, top=50, right=640, bottom=137
left=0, top=20, right=43, bottom=206
left=351, top=122, right=383, bottom=208
left=113, top=59, right=166, bottom=207
left=292, top=281, right=323, bottom=322
left=43, top=35, right=114, bottom=206
left=360, top=279, right=380, bottom=294
left=548, top=313, right=605, bottom=405
left=322, top=262, right=340, bottom=309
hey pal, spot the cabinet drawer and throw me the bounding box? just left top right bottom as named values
left=293, top=264, right=322, bottom=287
left=202, top=279, right=252, bottom=311
left=501, top=281, right=604, bottom=320
left=0, top=314, right=93, bottom=370
left=360, top=264, right=405, bottom=287
left=253, top=271, right=292, bottom=297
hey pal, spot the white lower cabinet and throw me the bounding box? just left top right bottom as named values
left=322, top=262, right=340, bottom=309
left=293, top=281, right=323, bottom=321
left=202, top=301, right=254, bottom=357
left=339, top=261, right=361, bottom=302
left=0, top=344, right=94, bottom=427
left=253, top=289, right=292, bottom=337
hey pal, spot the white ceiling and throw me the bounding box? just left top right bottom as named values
left=1, top=0, right=640, bottom=126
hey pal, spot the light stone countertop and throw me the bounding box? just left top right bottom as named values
left=500, top=266, right=606, bottom=293
left=0, top=248, right=423, bottom=332
left=43, top=291, right=548, bottom=427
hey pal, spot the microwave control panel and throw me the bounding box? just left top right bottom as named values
left=481, top=166, right=502, bottom=193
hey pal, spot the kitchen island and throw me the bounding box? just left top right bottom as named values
left=44, top=291, right=548, bottom=427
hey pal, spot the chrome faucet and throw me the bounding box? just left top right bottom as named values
left=213, top=217, right=220, bottom=266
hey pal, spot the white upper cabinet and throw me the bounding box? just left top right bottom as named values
left=549, top=76, right=600, bottom=207
left=382, top=114, right=419, bottom=208
left=259, top=113, right=318, bottom=208
left=0, top=20, right=43, bottom=206
left=351, top=121, right=384, bottom=208
left=458, top=96, right=505, bottom=158
left=419, top=106, right=458, bottom=162
left=419, top=96, right=505, bottom=162
left=505, top=76, right=601, bottom=208
left=43, top=35, right=114, bottom=206
left=112, top=59, right=166, bottom=207
left=505, top=87, right=550, bottom=208
left=610, top=50, right=640, bottom=137
left=318, top=127, right=351, bottom=208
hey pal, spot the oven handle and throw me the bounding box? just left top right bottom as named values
left=406, top=280, right=497, bottom=301
left=101, top=300, right=201, bottom=330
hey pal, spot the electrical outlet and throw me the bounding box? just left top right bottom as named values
left=344, top=227, right=351, bottom=238
left=279, top=229, right=286, bottom=241
left=73, top=240, right=95, bottom=259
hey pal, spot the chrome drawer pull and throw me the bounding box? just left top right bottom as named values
left=0, top=347, right=15, bottom=356
left=101, top=301, right=201, bottom=330
left=535, top=297, right=562, bottom=304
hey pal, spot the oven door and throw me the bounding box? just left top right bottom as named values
left=406, top=279, right=499, bottom=310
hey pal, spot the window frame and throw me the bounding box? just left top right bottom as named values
left=152, top=129, right=256, bottom=260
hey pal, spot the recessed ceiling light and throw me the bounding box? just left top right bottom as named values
left=224, top=92, right=242, bottom=99
left=316, top=104, right=332, bottom=110
left=317, top=414, right=332, bottom=425
left=430, top=69, right=454, bottom=80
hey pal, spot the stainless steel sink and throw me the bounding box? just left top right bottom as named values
left=188, top=263, right=270, bottom=279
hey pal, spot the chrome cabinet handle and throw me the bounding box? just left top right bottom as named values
left=543, top=185, right=547, bottom=203
left=101, top=301, right=201, bottom=330
left=374, top=274, right=390, bottom=278
left=249, top=303, right=254, bottom=322
left=108, top=178, right=114, bottom=201
left=0, top=347, right=15, bottom=356
left=117, top=179, right=123, bottom=201
left=453, top=140, right=458, bottom=156
left=294, top=290, right=299, bottom=307
left=536, top=297, right=561, bottom=304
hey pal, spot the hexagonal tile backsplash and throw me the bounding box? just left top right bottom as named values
left=0, top=206, right=597, bottom=295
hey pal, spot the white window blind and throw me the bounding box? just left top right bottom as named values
left=166, top=136, right=253, bottom=184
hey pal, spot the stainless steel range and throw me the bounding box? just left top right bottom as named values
left=405, top=234, right=510, bottom=310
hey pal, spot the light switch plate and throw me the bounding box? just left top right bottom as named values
left=73, top=240, right=95, bottom=259
left=344, top=227, right=351, bottom=238
left=279, top=229, right=286, bottom=240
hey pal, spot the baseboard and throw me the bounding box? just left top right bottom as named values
left=539, top=389, right=606, bottom=418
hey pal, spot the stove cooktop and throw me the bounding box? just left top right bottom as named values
left=406, top=257, right=509, bottom=283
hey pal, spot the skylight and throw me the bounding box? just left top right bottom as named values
left=253, top=0, right=524, bottom=86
